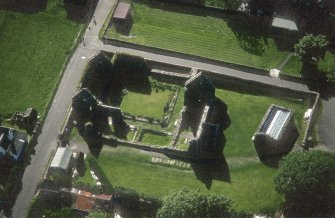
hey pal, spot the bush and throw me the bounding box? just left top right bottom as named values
left=274, top=151, right=335, bottom=217
left=294, top=34, right=329, bottom=64
left=156, top=188, right=250, bottom=218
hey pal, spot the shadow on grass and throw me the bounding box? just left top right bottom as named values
left=226, top=15, right=270, bottom=56
left=191, top=157, right=230, bottom=189
left=0, top=0, right=47, bottom=13
left=114, top=17, right=134, bottom=36
left=63, top=0, right=98, bottom=24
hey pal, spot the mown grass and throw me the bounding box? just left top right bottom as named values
left=281, top=51, right=333, bottom=76
left=121, top=88, right=173, bottom=118
left=105, top=1, right=287, bottom=70
left=216, top=89, right=307, bottom=158
left=96, top=147, right=282, bottom=214
left=74, top=157, right=96, bottom=186
left=141, top=133, right=172, bottom=146
left=0, top=1, right=82, bottom=118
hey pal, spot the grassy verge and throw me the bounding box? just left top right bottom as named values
left=141, top=133, right=172, bottom=146
left=105, top=0, right=287, bottom=70
left=0, top=1, right=82, bottom=118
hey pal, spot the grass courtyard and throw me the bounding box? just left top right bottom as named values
left=121, top=88, right=174, bottom=119
left=105, top=0, right=288, bottom=70
left=0, top=1, right=82, bottom=118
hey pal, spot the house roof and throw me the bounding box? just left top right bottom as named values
left=72, top=190, right=112, bottom=212
left=272, top=17, right=298, bottom=31
left=0, top=126, right=27, bottom=161
left=73, top=195, right=95, bottom=212
left=113, top=2, right=131, bottom=19
left=50, top=147, right=73, bottom=170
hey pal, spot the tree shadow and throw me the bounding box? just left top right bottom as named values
left=0, top=0, right=47, bottom=13
left=226, top=14, right=270, bottom=56
left=63, top=0, right=98, bottom=24
left=145, top=0, right=207, bottom=17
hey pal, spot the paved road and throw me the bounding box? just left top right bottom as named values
left=12, top=0, right=115, bottom=217
left=318, top=98, right=335, bottom=151
left=12, top=0, right=335, bottom=217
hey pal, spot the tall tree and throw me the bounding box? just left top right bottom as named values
left=294, top=34, right=329, bottom=64
left=274, top=151, right=335, bottom=217
left=156, top=188, right=250, bottom=218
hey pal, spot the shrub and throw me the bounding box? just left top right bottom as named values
left=274, top=151, right=335, bottom=217
left=294, top=34, right=329, bottom=64
left=156, top=188, right=250, bottom=218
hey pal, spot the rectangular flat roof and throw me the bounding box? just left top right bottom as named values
left=113, top=2, right=131, bottom=19
left=50, top=147, right=73, bottom=170
left=272, top=17, right=298, bottom=31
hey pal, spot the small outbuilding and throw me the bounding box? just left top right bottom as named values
left=49, top=147, right=73, bottom=176
left=112, top=2, right=131, bottom=23
left=252, top=105, right=299, bottom=159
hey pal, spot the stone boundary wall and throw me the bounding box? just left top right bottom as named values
left=147, top=60, right=191, bottom=75
left=118, top=140, right=191, bottom=161
left=146, top=58, right=320, bottom=148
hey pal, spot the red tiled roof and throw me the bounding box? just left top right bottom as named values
left=73, top=195, right=95, bottom=212
left=113, top=2, right=131, bottom=19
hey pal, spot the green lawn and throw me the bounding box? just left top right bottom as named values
left=0, top=1, right=82, bottom=118
left=121, top=88, right=173, bottom=118
left=89, top=88, right=309, bottom=214
left=281, top=55, right=302, bottom=76
left=141, top=132, right=172, bottom=146
left=216, top=89, right=307, bottom=157
left=96, top=147, right=282, bottom=214
left=74, top=157, right=96, bottom=186
left=105, top=1, right=287, bottom=70
left=281, top=51, right=333, bottom=76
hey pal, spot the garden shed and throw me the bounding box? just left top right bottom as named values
left=49, top=147, right=73, bottom=175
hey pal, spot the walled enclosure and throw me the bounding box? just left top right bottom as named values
left=60, top=50, right=320, bottom=162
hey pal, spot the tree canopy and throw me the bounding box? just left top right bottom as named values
left=294, top=34, right=329, bottom=64
left=274, top=151, right=335, bottom=217
left=156, top=188, right=250, bottom=218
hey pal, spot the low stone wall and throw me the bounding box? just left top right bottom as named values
left=302, top=93, right=321, bottom=148
left=103, top=37, right=270, bottom=77
left=147, top=60, right=191, bottom=75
